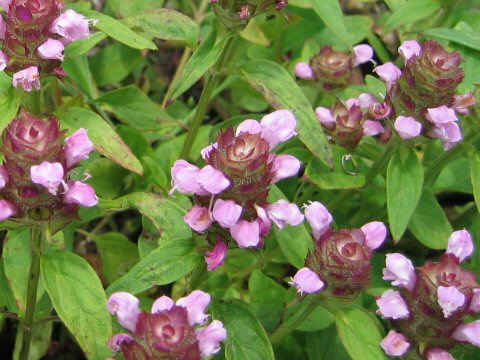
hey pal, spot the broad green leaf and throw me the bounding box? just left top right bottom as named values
left=0, top=87, right=22, bottom=134
left=170, top=29, right=231, bottom=101
left=107, top=0, right=164, bottom=17
left=408, top=192, right=453, bottom=249
left=268, top=186, right=313, bottom=268
left=283, top=297, right=334, bottom=332
left=335, top=306, right=387, bottom=360
left=210, top=299, right=275, bottom=360
left=0, top=259, right=19, bottom=313
left=84, top=10, right=157, bottom=50
left=305, top=157, right=366, bottom=190
left=124, top=9, right=199, bottom=48
left=387, top=147, right=423, bottom=241
left=65, top=32, right=107, bottom=58
left=425, top=23, right=480, bottom=51
left=56, top=107, right=143, bottom=175
left=312, top=0, right=351, bottom=47
left=63, top=56, right=95, bottom=98
left=240, top=60, right=332, bottom=166
left=0, top=71, right=11, bottom=92
left=13, top=321, right=52, bottom=360
left=86, top=158, right=128, bottom=199
left=41, top=251, right=112, bottom=359
left=432, top=157, right=472, bottom=194
left=306, top=327, right=350, bottom=360
left=93, top=85, right=174, bottom=131
left=471, top=152, right=480, bottom=214
left=383, top=0, right=441, bottom=33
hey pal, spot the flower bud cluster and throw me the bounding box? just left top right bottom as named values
left=377, top=230, right=480, bottom=359
left=0, top=0, right=94, bottom=91
left=171, top=110, right=304, bottom=270
left=107, top=290, right=226, bottom=360
left=295, top=45, right=374, bottom=91
left=315, top=94, right=389, bottom=152
left=0, top=110, right=97, bottom=223
left=291, top=201, right=387, bottom=299
left=375, top=40, right=476, bottom=149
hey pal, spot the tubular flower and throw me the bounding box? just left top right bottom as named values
left=107, top=291, right=226, bottom=360
left=376, top=230, right=480, bottom=358
left=0, top=110, right=96, bottom=224
left=170, top=110, right=303, bottom=269
left=295, top=45, right=374, bottom=91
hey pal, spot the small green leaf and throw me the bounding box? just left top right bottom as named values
left=240, top=60, right=332, bottom=166
left=387, top=147, right=424, bottom=241
left=312, top=0, right=352, bottom=47
left=305, top=157, right=366, bottom=190
left=210, top=299, right=275, bottom=360
left=107, top=0, right=165, bottom=18
left=425, top=23, right=480, bottom=52
left=0, top=87, right=22, bottom=134
left=84, top=10, right=157, bottom=50
left=56, top=107, right=143, bottom=175
left=63, top=56, right=95, bottom=98
left=408, top=192, right=453, bottom=249
left=471, top=152, right=480, bottom=214
left=65, top=32, right=107, bottom=58
left=41, top=251, right=113, bottom=359
left=383, top=0, right=441, bottom=33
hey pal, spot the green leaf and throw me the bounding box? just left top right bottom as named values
left=65, top=31, right=107, bottom=58
left=56, top=106, right=143, bottom=175
left=0, top=259, right=19, bottom=313
left=383, top=0, right=441, bottom=33
left=84, top=10, right=157, bottom=50
left=268, top=186, right=313, bottom=268
left=305, top=157, right=366, bottom=190
left=210, top=299, right=275, bottom=360
left=306, top=327, right=350, bottom=360
left=170, top=29, right=231, bottom=101
left=283, top=297, right=334, bottom=332
left=107, top=0, right=165, bottom=17
left=0, top=71, right=11, bottom=92
left=63, top=56, right=95, bottom=98
left=0, top=87, right=22, bottom=134
left=240, top=60, right=332, bottom=166
left=408, top=191, right=453, bottom=249
left=13, top=321, right=52, bottom=360
left=387, top=147, right=424, bottom=241
left=425, top=24, right=480, bottom=51
left=335, top=306, right=387, bottom=360
left=124, top=9, right=199, bottom=48
left=471, top=152, right=480, bottom=214
left=41, top=251, right=112, bottom=359
left=312, top=0, right=352, bottom=47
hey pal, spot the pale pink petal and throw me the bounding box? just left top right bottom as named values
left=289, top=267, right=324, bottom=294
left=295, top=62, right=315, bottom=80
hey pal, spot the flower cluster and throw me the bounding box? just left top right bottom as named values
left=315, top=94, right=389, bottom=152
left=107, top=290, right=226, bottom=360
left=295, top=44, right=374, bottom=91
left=377, top=230, right=480, bottom=359
left=209, top=0, right=287, bottom=27
left=0, top=0, right=94, bottom=91
left=291, top=201, right=387, bottom=299
left=171, top=110, right=304, bottom=270
left=0, top=110, right=97, bottom=224
left=375, top=40, right=476, bottom=149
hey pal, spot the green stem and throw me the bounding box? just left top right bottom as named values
left=366, top=32, right=391, bottom=64
left=179, top=36, right=235, bottom=159
left=424, top=144, right=465, bottom=188
left=188, top=261, right=207, bottom=292
left=161, top=47, right=193, bottom=110
left=19, top=227, right=43, bottom=360
left=29, top=90, right=41, bottom=115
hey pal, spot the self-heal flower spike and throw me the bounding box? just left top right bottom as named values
left=196, top=320, right=227, bottom=357
left=290, top=267, right=324, bottom=295
left=374, top=62, right=401, bottom=90
left=49, top=9, right=91, bottom=42
left=452, top=320, right=480, bottom=347
left=446, top=229, right=474, bottom=262
left=383, top=253, right=416, bottom=291
left=212, top=199, right=242, bottom=228
left=352, top=44, right=374, bottom=66
left=12, top=66, right=40, bottom=92
left=30, top=161, right=64, bottom=195
left=376, top=290, right=410, bottom=320
left=230, top=220, right=260, bottom=248
left=205, top=239, right=228, bottom=271
left=394, top=116, right=422, bottom=139
left=304, top=201, right=333, bottom=240
left=197, top=165, right=230, bottom=195
left=184, top=205, right=213, bottom=232
left=170, top=160, right=202, bottom=195
left=360, top=221, right=387, bottom=250
left=260, top=110, right=297, bottom=149
left=107, top=292, right=141, bottom=333
left=266, top=200, right=304, bottom=229
left=294, top=62, right=315, bottom=80
left=398, top=40, right=421, bottom=63
left=64, top=128, right=94, bottom=167
left=176, top=290, right=211, bottom=326
left=63, top=181, right=98, bottom=207
left=271, top=154, right=301, bottom=183
left=37, top=38, right=65, bottom=60
left=437, top=286, right=465, bottom=318
left=380, top=330, right=410, bottom=357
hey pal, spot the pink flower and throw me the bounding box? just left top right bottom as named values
left=380, top=330, right=410, bottom=357
left=170, top=160, right=201, bottom=195
left=452, top=320, right=480, bottom=347
left=197, top=166, right=230, bottom=195
left=0, top=0, right=11, bottom=12
left=358, top=93, right=376, bottom=108
left=394, top=116, right=422, bottom=139
left=205, top=239, right=228, bottom=271
left=196, top=320, right=227, bottom=356
left=470, top=289, right=480, bottom=313
left=360, top=221, right=387, bottom=249
left=0, top=50, right=7, bottom=71
left=63, top=181, right=98, bottom=207
left=230, top=220, right=260, bottom=248
left=260, top=110, right=297, bottom=148
left=176, top=290, right=211, bottom=325
left=37, top=38, right=65, bottom=61
left=398, top=40, right=421, bottom=62
left=428, top=121, right=462, bottom=150
left=425, top=348, right=454, bottom=360
left=362, top=120, right=384, bottom=136
left=290, top=267, right=324, bottom=294
left=50, top=9, right=91, bottom=42
left=383, top=253, right=416, bottom=291
left=30, top=161, right=64, bottom=195
left=426, top=106, right=458, bottom=125
left=0, top=166, right=9, bottom=189
left=108, top=333, right=134, bottom=352
left=446, top=229, right=474, bottom=262
left=376, top=290, right=410, bottom=319
left=437, top=286, right=465, bottom=318
left=184, top=206, right=212, bottom=232
left=353, top=44, right=374, bottom=66
left=271, top=154, right=301, bottom=183
left=151, top=295, right=174, bottom=313
left=453, top=93, right=476, bottom=115
left=295, top=62, right=315, bottom=79
left=64, top=128, right=94, bottom=167
left=0, top=200, right=17, bottom=221
left=212, top=199, right=242, bottom=228
left=236, top=119, right=262, bottom=136
left=315, top=107, right=335, bottom=127
left=107, top=292, right=141, bottom=332
left=374, top=62, right=401, bottom=90
left=255, top=204, right=272, bottom=237
left=304, top=201, right=333, bottom=240
left=12, top=66, right=40, bottom=92
left=266, top=200, right=304, bottom=229
left=201, top=143, right=218, bottom=160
